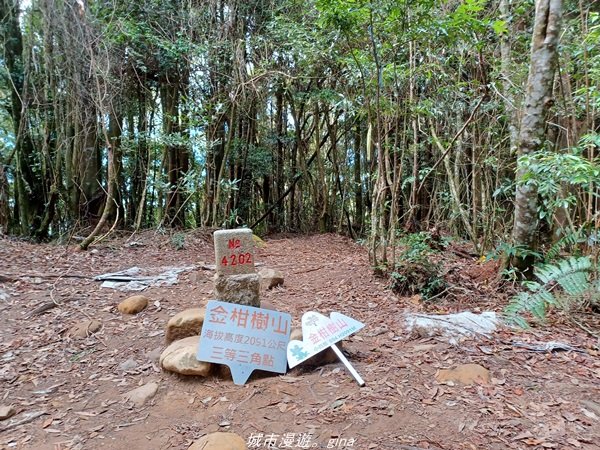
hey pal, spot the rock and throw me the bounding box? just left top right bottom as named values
left=66, top=319, right=102, bottom=339
left=258, top=268, right=284, bottom=290
left=122, top=382, right=158, bottom=407
left=0, top=288, right=10, bottom=301
left=118, top=295, right=149, bottom=314
left=213, top=273, right=260, bottom=307
left=160, top=336, right=212, bottom=376
left=0, top=405, right=16, bottom=420
left=289, top=328, right=341, bottom=366
left=189, top=432, right=247, bottom=450
left=165, top=308, right=205, bottom=344
left=119, top=358, right=139, bottom=371
left=435, top=364, right=491, bottom=385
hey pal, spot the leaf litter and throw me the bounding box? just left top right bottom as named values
left=0, top=232, right=598, bottom=449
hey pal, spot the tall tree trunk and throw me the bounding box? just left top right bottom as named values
left=1, top=0, right=45, bottom=235
left=511, top=0, right=563, bottom=272
left=80, top=111, right=121, bottom=250
left=0, top=161, right=9, bottom=234
left=354, top=122, right=363, bottom=232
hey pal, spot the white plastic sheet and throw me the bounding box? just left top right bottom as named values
left=95, top=266, right=194, bottom=291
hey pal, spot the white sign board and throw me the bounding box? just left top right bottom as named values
left=197, top=300, right=292, bottom=385
left=287, top=311, right=364, bottom=367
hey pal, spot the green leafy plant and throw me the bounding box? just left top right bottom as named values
left=545, top=227, right=588, bottom=262
left=170, top=232, right=186, bottom=250
left=389, top=232, right=447, bottom=300
left=504, top=256, right=600, bottom=327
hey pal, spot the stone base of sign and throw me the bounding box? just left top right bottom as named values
left=160, top=336, right=212, bottom=376
left=213, top=273, right=260, bottom=307
left=165, top=308, right=205, bottom=344
left=290, top=328, right=342, bottom=366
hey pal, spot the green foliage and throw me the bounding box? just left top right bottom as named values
left=389, top=232, right=446, bottom=300
left=170, top=232, right=186, bottom=250
left=504, top=256, right=599, bottom=327
left=517, top=138, right=600, bottom=224
left=545, top=228, right=587, bottom=262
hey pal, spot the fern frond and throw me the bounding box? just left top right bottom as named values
left=534, top=256, right=592, bottom=288
left=546, top=230, right=585, bottom=261
left=504, top=255, right=597, bottom=327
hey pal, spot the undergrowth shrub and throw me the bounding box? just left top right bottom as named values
left=170, top=232, right=186, bottom=250
left=389, top=232, right=447, bottom=300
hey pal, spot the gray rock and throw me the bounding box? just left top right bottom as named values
left=122, top=382, right=158, bottom=407
left=119, top=358, right=139, bottom=371
left=165, top=308, right=205, bottom=344
left=160, top=336, right=212, bottom=376
left=213, top=228, right=255, bottom=276
left=213, top=273, right=260, bottom=307
left=258, top=268, right=284, bottom=290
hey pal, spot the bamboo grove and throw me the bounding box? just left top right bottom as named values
left=0, top=0, right=598, bottom=266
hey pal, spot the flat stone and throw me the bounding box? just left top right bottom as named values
left=189, top=432, right=247, bottom=450
left=160, top=336, right=212, bottom=376
left=258, top=268, right=284, bottom=290
left=119, top=358, right=139, bottom=371
left=118, top=295, right=149, bottom=314
left=435, top=364, right=491, bottom=385
left=66, top=319, right=102, bottom=339
left=213, top=273, right=260, bottom=307
left=165, top=308, right=205, bottom=344
left=289, top=328, right=341, bottom=366
left=0, top=405, right=16, bottom=420
left=122, top=382, right=158, bottom=407
left=214, top=228, right=255, bottom=276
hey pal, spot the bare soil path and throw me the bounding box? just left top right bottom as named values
left=0, top=232, right=599, bottom=450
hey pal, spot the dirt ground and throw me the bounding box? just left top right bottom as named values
left=1, top=231, right=599, bottom=450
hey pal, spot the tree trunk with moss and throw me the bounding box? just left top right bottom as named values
left=511, top=0, right=563, bottom=273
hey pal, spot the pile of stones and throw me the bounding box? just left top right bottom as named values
left=159, top=228, right=337, bottom=378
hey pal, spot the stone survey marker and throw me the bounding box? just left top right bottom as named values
left=213, top=228, right=260, bottom=306
left=197, top=300, right=292, bottom=385
left=214, top=228, right=255, bottom=276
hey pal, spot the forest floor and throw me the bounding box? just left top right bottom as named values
left=0, top=231, right=599, bottom=450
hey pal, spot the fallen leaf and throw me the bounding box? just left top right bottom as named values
left=513, top=431, right=533, bottom=441
left=42, top=417, right=53, bottom=429
left=581, top=408, right=599, bottom=421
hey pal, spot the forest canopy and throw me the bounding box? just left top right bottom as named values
left=0, top=0, right=598, bottom=268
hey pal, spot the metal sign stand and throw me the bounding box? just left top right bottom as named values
left=329, top=344, right=365, bottom=387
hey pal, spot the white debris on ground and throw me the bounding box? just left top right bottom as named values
left=95, top=266, right=195, bottom=291
left=405, top=311, right=499, bottom=341
left=0, top=289, right=9, bottom=301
